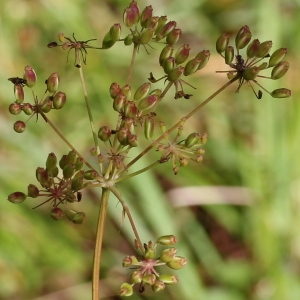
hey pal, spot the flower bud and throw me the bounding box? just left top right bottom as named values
left=8, top=192, right=27, bottom=204
left=184, top=132, right=201, bottom=148
left=258, top=62, right=268, bottom=70
left=271, top=61, right=289, bottom=80
left=119, top=283, right=133, bottom=297
left=159, top=121, right=166, bottom=133
left=159, top=45, right=174, bottom=66
left=101, top=30, right=116, bottom=49
left=269, top=48, right=287, bottom=67
left=23, top=65, right=37, bottom=88
left=127, top=133, right=138, bottom=147
left=167, top=66, right=184, bottom=82
left=98, top=126, right=112, bottom=141
left=155, top=15, right=168, bottom=34
left=124, top=33, right=133, bottom=46
left=84, top=170, right=100, bottom=180
left=166, top=28, right=182, bottom=45
left=216, top=33, right=230, bottom=54
left=53, top=91, right=66, bottom=109
left=122, top=255, right=138, bottom=267
left=46, top=152, right=57, bottom=172
left=46, top=72, right=59, bottom=94
left=184, top=58, right=201, bottom=76
left=122, top=84, right=131, bottom=100
left=138, top=94, right=158, bottom=111
left=140, top=5, right=153, bottom=28
left=142, top=274, right=156, bottom=286
left=138, top=27, right=154, bottom=45
left=144, top=116, right=154, bottom=140
left=225, top=46, right=234, bottom=64
left=13, top=120, right=26, bottom=133
left=63, top=164, right=75, bottom=179
left=156, top=235, right=177, bottom=245
left=246, top=38, right=260, bottom=58
left=243, top=66, right=260, bottom=81
left=167, top=256, right=187, bottom=270
left=109, top=82, right=122, bottom=99
left=175, top=44, right=190, bottom=65
left=195, top=50, right=210, bottom=70
left=27, top=184, right=39, bottom=198
left=271, top=88, right=291, bottom=98
left=14, top=84, right=24, bottom=103
left=152, top=280, right=165, bottom=292
left=66, top=150, right=77, bottom=164
left=71, top=170, right=84, bottom=191
left=22, top=103, right=33, bottom=115
left=145, top=16, right=159, bottom=30
left=113, top=94, right=126, bottom=112
left=163, top=56, right=175, bottom=74
left=123, top=1, right=140, bottom=27
left=50, top=207, right=64, bottom=220
left=117, top=127, right=129, bottom=146
left=75, top=157, right=84, bottom=171
left=158, top=274, right=178, bottom=284
left=235, top=25, right=252, bottom=50
left=160, top=247, right=177, bottom=263
left=256, top=40, right=273, bottom=58
left=131, top=270, right=143, bottom=283
left=124, top=101, right=138, bottom=118
left=134, top=82, right=151, bottom=101
left=41, top=98, right=52, bottom=113
left=156, top=21, right=177, bottom=41
left=9, top=103, right=22, bottom=115
left=65, top=209, right=86, bottom=224
left=109, top=23, right=121, bottom=43
left=36, top=167, right=51, bottom=188
left=145, top=241, right=156, bottom=259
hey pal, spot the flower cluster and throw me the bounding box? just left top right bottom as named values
left=8, top=150, right=100, bottom=223
left=216, top=25, right=291, bottom=98
left=8, top=66, right=66, bottom=133
left=119, top=235, right=187, bottom=296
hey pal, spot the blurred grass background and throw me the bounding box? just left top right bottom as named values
left=1, top=0, right=300, bottom=299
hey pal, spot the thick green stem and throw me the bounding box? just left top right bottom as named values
left=92, top=187, right=110, bottom=300
left=123, top=77, right=238, bottom=171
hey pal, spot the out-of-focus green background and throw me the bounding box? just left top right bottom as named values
left=1, top=0, right=300, bottom=299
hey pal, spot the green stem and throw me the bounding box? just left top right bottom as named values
left=92, top=187, right=110, bottom=300
left=126, top=44, right=138, bottom=85
left=124, top=77, right=238, bottom=171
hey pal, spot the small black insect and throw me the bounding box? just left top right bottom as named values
left=8, top=77, right=27, bottom=87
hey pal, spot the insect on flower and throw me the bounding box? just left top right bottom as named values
left=8, top=77, right=27, bottom=87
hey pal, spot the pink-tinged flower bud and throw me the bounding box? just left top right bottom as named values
left=66, top=150, right=77, bottom=164
left=75, top=157, right=84, bottom=171
left=166, top=28, right=182, bottom=45
left=271, top=61, right=289, bottom=80
left=184, top=58, right=201, bottom=76
left=22, top=103, right=33, bottom=115
left=269, top=48, right=287, bottom=67
left=184, top=132, right=201, bottom=148
left=145, top=16, right=159, bottom=30
left=14, top=84, right=24, bottom=103
left=156, top=21, right=177, bottom=41
left=160, top=247, right=177, bottom=263
left=235, top=25, right=252, bottom=50
left=65, top=209, right=86, bottom=224
left=271, top=88, right=291, bottom=98
left=50, top=207, right=64, bottom=220
left=140, top=5, right=153, bottom=28
left=53, top=91, right=66, bottom=109
left=131, top=270, right=143, bottom=284
left=46, top=72, right=59, bottom=94
left=246, top=38, right=260, bottom=58
left=123, top=1, right=140, bottom=27
left=155, top=15, right=168, bottom=35
left=122, top=255, right=138, bottom=267
left=8, top=192, right=27, bottom=204
left=257, top=40, right=273, bottom=58
left=167, top=66, right=184, bottom=82
left=110, top=23, right=121, bottom=42
left=158, top=274, right=179, bottom=284
left=13, top=120, right=26, bottom=133
left=195, top=50, right=210, bottom=70
left=84, top=170, right=100, bottom=180
left=23, top=65, right=37, bottom=88
left=124, top=101, right=138, bottom=118
left=9, top=103, right=22, bottom=115
left=144, top=116, right=154, bottom=140
left=152, top=280, right=165, bottom=292
left=175, top=44, right=190, bottom=65
left=243, top=66, right=260, bottom=81
left=124, top=33, right=133, bottom=46
left=109, top=82, right=122, bottom=99
left=63, top=164, right=75, bottom=179
left=159, top=45, right=174, bottom=66
left=46, top=152, right=57, bottom=172
left=98, top=126, right=111, bottom=141
left=138, top=27, right=155, bottom=45
left=142, top=274, right=156, bottom=286
left=138, top=94, right=158, bottom=111
left=128, top=133, right=138, bottom=147
left=216, top=33, right=230, bottom=54
left=117, top=127, right=129, bottom=146
left=225, top=46, right=234, bottom=64
left=36, top=167, right=51, bottom=188
left=134, top=82, right=151, bottom=101
left=113, top=94, right=126, bottom=112
left=41, top=98, right=52, bottom=113
left=71, top=170, right=84, bottom=191
left=122, top=84, right=132, bottom=100
left=157, top=235, right=177, bottom=245
left=166, top=256, right=187, bottom=270
left=27, top=184, right=39, bottom=198
left=119, top=283, right=133, bottom=297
